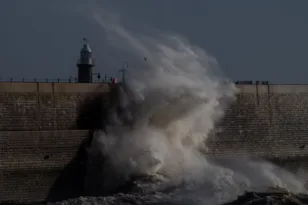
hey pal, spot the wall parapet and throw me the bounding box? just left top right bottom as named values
left=0, top=82, right=110, bottom=93
left=0, top=76, right=115, bottom=84
left=237, top=84, right=308, bottom=94
left=0, top=82, right=308, bottom=94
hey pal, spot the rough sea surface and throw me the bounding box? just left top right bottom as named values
left=41, top=191, right=308, bottom=205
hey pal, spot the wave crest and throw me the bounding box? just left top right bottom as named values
left=82, top=8, right=306, bottom=205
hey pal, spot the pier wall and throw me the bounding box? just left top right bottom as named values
left=0, top=82, right=110, bottom=131
left=208, top=84, right=308, bottom=160
left=1, top=83, right=308, bottom=202
left=0, top=82, right=111, bottom=202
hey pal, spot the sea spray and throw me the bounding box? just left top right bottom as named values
left=83, top=7, right=307, bottom=205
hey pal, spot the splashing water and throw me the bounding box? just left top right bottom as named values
left=82, top=8, right=307, bottom=205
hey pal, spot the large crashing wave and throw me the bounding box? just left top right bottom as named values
left=82, top=9, right=306, bottom=205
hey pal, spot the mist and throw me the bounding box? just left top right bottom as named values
left=81, top=6, right=307, bottom=205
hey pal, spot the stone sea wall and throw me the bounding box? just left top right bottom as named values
left=208, top=84, right=308, bottom=161
left=1, top=83, right=308, bottom=202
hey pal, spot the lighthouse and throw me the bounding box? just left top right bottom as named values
left=77, top=38, right=94, bottom=83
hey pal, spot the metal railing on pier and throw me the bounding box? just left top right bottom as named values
left=0, top=78, right=272, bottom=85
left=234, top=80, right=269, bottom=85
left=0, top=76, right=117, bottom=83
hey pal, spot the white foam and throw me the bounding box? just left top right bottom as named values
left=84, top=7, right=307, bottom=205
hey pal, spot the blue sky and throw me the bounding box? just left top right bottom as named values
left=1, top=0, right=308, bottom=83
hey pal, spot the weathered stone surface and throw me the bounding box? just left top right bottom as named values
left=207, top=91, right=308, bottom=160
left=0, top=130, right=89, bottom=202
left=0, top=83, right=110, bottom=131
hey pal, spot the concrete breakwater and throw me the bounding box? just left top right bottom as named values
left=1, top=83, right=308, bottom=203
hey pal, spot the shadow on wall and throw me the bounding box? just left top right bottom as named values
left=46, top=84, right=120, bottom=202
left=45, top=137, right=90, bottom=202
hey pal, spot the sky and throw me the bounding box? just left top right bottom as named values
left=1, top=0, right=308, bottom=84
